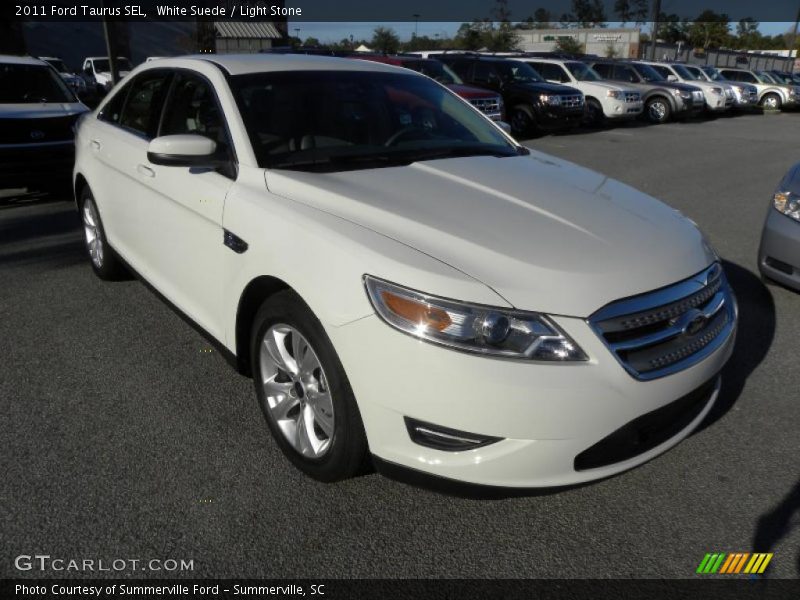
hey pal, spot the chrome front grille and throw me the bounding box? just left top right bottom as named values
left=724, top=88, right=735, bottom=100
left=560, top=94, right=584, bottom=108
left=624, top=92, right=641, bottom=103
left=692, top=90, right=704, bottom=103
left=589, top=263, right=736, bottom=380
left=469, top=96, right=502, bottom=118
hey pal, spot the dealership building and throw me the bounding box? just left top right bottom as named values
left=516, top=27, right=641, bottom=58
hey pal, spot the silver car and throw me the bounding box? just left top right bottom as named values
left=759, top=162, right=800, bottom=290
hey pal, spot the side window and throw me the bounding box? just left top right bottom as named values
left=721, top=70, right=739, bottom=81
left=592, top=63, right=612, bottom=78
left=538, top=63, right=568, bottom=83
left=118, top=71, right=172, bottom=138
left=740, top=72, right=757, bottom=83
left=98, top=81, right=133, bottom=124
left=472, top=62, right=495, bottom=84
left=652, top=65, right=671, bottom=78
left=444, top=59, right=469, bottom=79
left=161, top=73, right=229, bottom=148
left=614, top=66, right=637, bottom=83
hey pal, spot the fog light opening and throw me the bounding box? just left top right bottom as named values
left=404, top=417, right=503, bottom=451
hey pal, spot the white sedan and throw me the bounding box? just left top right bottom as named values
left=73, top=54, right=737, bottom=489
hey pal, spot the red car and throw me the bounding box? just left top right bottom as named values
left=346, top=54, right=504, bottom=121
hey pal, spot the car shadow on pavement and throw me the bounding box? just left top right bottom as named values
left=695, top=260, right=775, bottom=433
left=752, top=478, right=800, bottom=577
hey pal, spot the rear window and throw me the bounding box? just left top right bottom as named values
left=0, top=63, right=75, bottom=103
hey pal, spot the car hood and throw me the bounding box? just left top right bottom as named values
left=657, top=80, right=701, bottom=92
left=0, top=103, right=88, bottom=118
left=512, top=81, right=582, bottom=95
left=576, top=80, right=631, bottom=92
left=265, top=152, right=715, bottom=317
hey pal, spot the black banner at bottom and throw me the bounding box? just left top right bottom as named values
left=3, top=579, right=800, bottom=600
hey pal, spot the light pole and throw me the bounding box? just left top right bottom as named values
left=294, top=27, right=301, bottom=44
left=413, top=14, right=420, bottom=38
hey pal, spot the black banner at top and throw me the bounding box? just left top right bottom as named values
left=6, top=0, right=800, bottom=22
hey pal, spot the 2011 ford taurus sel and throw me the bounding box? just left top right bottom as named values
left=73, top=55, right=737, bottom=488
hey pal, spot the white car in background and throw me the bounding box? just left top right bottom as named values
left=640, top=61, right=733, bottom=113
left=684, top=65, right=759, bottom=108
left=73, top=54, right=736, bottom=489
left=519, top=57, right=643, bottom=125
left=80, top=56, right=132, bottom=94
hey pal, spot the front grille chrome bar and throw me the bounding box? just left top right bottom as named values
left=588, top=263, right=736, bottom=380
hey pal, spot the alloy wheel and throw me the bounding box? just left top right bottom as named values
left=82, top=198, right=104, bottom=268
left=259, top=324, right=335, bottom=458
left=648, top=100, right=667, bottom=122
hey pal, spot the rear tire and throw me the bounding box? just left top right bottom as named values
left=250, top=290, right=369, bottom=482
left=79, top=186, right=127, bottom=280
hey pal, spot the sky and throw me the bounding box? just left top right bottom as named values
left=287, top=21, right=796, bottom=44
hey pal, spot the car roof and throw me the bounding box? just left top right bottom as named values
left=149, top=53, right=409, bottom=76
left=518, top=57, right=569, bottom=64
left=0, top=54, right=49, bottom=66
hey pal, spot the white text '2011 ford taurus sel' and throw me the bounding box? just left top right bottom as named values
left=73, top=55, right=737, bottom=489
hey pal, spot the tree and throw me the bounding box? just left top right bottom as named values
left=614, top=0, right=648, bottom=26
left=516, top=8, right=553, bottom=30
left=657, top=13, right=689, bottom=44
left=604, top=42, right=620, bottom=57
left=371, top=27, right=400, bottom=53
left=563, top=0, right=607, bottom=28
left=688, top=10, right=731, bottom=49
left=303, top=37, right=321, bottom=47
left=555, top=35, right=584, bottom=54
left=455, top=22, right=488, bottom=50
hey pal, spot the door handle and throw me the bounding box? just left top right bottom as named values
left=137, top=164, right=155, bottom=178
left=90, top=139, right=101, bottom=151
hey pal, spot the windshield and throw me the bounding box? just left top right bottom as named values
left=495, top=61, right=544, bottom=83
left=685, top=65, right=708, bottom=81
left=232, top=70, right=520, bottom=172
left=769, top=71, right=792, bottom=83
left=634, top=63, right=665, bottom=82
left=401, top=59, right=462, bottom=85
left=566, top=62, right=601, bottom=81
left=701, top=66, right=725, bottom=81
left=92, top=58, right=132, bottom=72
left=0, top=63, right=75, bottom=103
left=44, top=58, right=67, bottom=73
left=755, top=71, right=776, bottom=84
left=673, top=64, right=697, bottom=80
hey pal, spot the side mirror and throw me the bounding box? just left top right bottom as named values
left=496, top=121, right=512, bottom=134
left=147, top=134, right=222, bottom=167
left=667, top=74, right=678, bottom=82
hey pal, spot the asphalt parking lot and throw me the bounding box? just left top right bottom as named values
left=1, top=112, right=799, bottom=580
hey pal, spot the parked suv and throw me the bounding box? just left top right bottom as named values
left=347, top=54, right=503, bottom=121
left=684, top=65, right=758, bottom=109
left=520, top=57, right=642, bottom=125
left=438, top=54, right=584, bottom=136
left=639, top=61, right=733, bottom=113
left=584, top=59, right=704, bottom=123
left=0, top=55, right=88, bottom=193
left=74, top=54, right=736, bottom=488
left=718, top=67, right=798, bottom=110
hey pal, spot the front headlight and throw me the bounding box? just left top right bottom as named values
left=539, top=94, right=561, bottom=106
left=606, top=90, right=622, bottom=99
left=711, top=87, right=722, bottom=95
left=364, top=275, right=588, bottom=362
left=364, top=276, right=587, bottom=361
left=773, top=191, right=800, bottom=221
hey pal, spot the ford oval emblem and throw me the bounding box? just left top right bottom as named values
left=674, top=308, right=708, bottom=337
left=30, top=130, right=45, bottom=140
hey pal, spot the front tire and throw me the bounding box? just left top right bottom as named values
left=645, top=97, right=671, bottom=124
left=510, top=104, right=536, bottom=138
left=584, top=98, right=605, bottom=127
left=80, top=187, right=126, bottom=280
left=250, top=290, right=368, bottom=482
left=760, top=93, right=781, bottom=110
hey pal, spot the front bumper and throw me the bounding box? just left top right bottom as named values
left=759, top=208, right=800, bottom=291
left=0, top=141, right=74, bottom=189
left=536, top=103, right=586, bottom=129
left=605, top=98, right=643, bottom=119
left=330, top=308, right=736, bottom=488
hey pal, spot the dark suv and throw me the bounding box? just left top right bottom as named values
left=438, top=54, right=584, bottom=136
left=583, top=59, right=705, bottom=123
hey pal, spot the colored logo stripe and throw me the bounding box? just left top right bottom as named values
left=697, top=553, right=773, bottom=575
